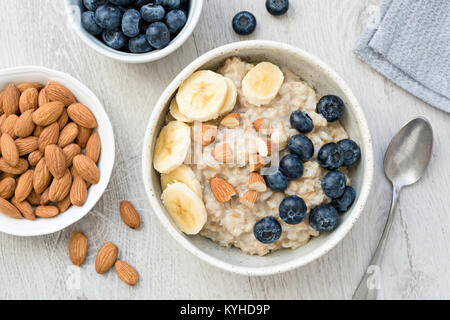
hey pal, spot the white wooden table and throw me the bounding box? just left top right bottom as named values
left=1, top=0, right=449, bottom=300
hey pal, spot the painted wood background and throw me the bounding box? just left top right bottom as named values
left=0, top=0, right=449, bottom=300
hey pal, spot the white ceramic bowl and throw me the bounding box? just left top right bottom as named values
left=142, top=40, right=374, bottom=276
left=0, top=66, right=115, bottom=236
left=64, top=0, right=203, bottom=63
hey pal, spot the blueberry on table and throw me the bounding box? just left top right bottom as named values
left=317, top=95, right=345, bottom=122
left=279, top=154, right=303, bottom=179
left=81, top=11, right=103, bottom=36
left=287, top=134, right=314, bottom=161
left=309, top=204, right=339, bottom=232
left=165, top=9, right=187, bottom=33
left=141, top=4, right=165, bottom=22
left=254, top=217, right=282, bottom=244
left=338, top=139, right=361, bottom=167
left=266, top=0, right=290, bottom=16
left=318, top=143, right=344, bottom=170
left=279, top=195, right=307, bottom=225
left=102, top=29, right=127, bottom=49
left=263, top=170, right=288, bottom=192
left=331, top=186, right=356, bottom=213
left=232, top=11, right=257, bottom=35
left=95, top=4, right=123, bottom=30
left=109, top=0, right=135, bottom=5
left=321, top=171, right=346, bottom=199
left=128, top=34, right=153, bottom=53
left=146, top=22, right=171, bottom=49
left=290, top=110, right=314, bottom=133
left=83, top=0, right=108, bottom=12
left=122, top=9, right=141, bottom=37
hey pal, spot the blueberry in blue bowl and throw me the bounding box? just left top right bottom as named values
left=163, top=0, right=181, bottom=9
left=331, top=186, right=356, bottom=213
left=165, top=9, right=187, bottom=33
left=266, top=0, right=290, bottom=16
left=128, top=34, right=153, bottom=53
left=109, top=0, right=135, bottom=5
left=102, top=29, right=127, bottom=49
left=146, top=21, right=171, bottom=49
left=321, top=171, right=346, bottom=199
left=338, top=139, right=361, bottom=167
left=122, top=9, right=141, bottom=37
left=95, top=4, right=123, bottom=30
left=232, top=11, right=257, bottom=35
left=317, top=95, right=345, bottom=122
left=279, top=154, right=303, bottom=179
left=82, top=11, right=103, bottom=36
left=254, top=217, right=282, bottom=244
left=83, top=0, right=108, bottom=12
left=287, top=134, right=314, bottom=161
left=140, top=4, right=165, bottom=23
left=317, top=142, right=344, bottom=170
left=290, top=110, right=314, bottom=133
left=279, top=195, right=307, bottom=225
left=309, top=204, right=339, bottom=232
left=263, top=170, right=288, bottom=192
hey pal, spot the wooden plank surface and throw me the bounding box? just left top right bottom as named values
left=0, top=0, right=449, bottom=300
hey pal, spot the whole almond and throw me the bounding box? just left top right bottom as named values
left=70, top=176, right=87, bottom=206
left=33, top=125, right=44, bottom=137
left=17, top=82, right=43, bottom=93
left=38, top=122, right=59, bottom=152
left=35, top=205, right=59, bottom=218
left=95, top=242, right=118, bottom=274
left=1, top=114, right=18, bottom=138
left=210, top=177, right=237, bottom=203
left=15, top=110, right=36, bottom=138
left=11, top=197, right=35, bottom=221
left=120, top=200, right=141, bottom=229
left=115, top=260, right=139, bottom=286
left=69, top=232, right=88, bottom=266
left=57, top=109, right=69, bottom=129
left=38, top=88, right=50, bottom=107
left=67, top=103, right=97, bottom=128
left=0, top=198, right=22, bottom=219
left=15, top=136, right=39, bottom=156
left=0, top=133, right=19, bottom=167
left=40, top=187, right=50, bottom=205
left=73, top=154, right=99, bottom=185
left=45, top=144, right=66, bottom=178
left=0, top=91, right=3, bottom=114
left=2, top=84, right=20, bottom=115
left=33, top=158, right=52, bottom=194
left=27, top=190, right=41, bottom=206
left=28, top=150, right=43, bottom=167
left=19, top=88, right=38, bottom=113
left=76, top=126, right=92, bottom=148
left=0, top=177, right=16, bottom=199
left=32, top=101, right=64, bottom=126
left=49, top=169, right=72, bottom=202
left=58, top=122, right=79, bottom=148
left=86, top=131, right=101, bottom=163
left=45, top=81, right=76, bottom=106
left=63, top=143, right=81, bottom=167
left=0, top=114, right=6, bottom=128
left=15, top=169, right=34, bottom=202
left=57, top=194, right=71, bottom=213
left=0, top=158, right=28, bottom=175
left=0, top=172, right=16, bottom=180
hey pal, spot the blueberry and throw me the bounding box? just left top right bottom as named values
left=163, top=0, right=181, bottom=9
left=165, top=9, right=187, bottom=33
left=331, top=186, right=356, bottom=213
left=232, top=11, right=257, bottom=35
left=109, top=0, right=135, bottom=5
left=83, top=0, right=108, bottom=11
left=254, top=217, right=282, bottom=244
left=81, top=11, right=103, bottom=35
left=266, top=0, right=289, bottom=16
left=317, top=95, right=345, bottom=122
left=128, top=34, right=153, bottom=53
left=279, top=195, right=307, bottom=225
left=140, top=4, right=165, bottom=22
left=290, top=110, right=314, bottom=133
left=122, top=9, right=141, bottom=37
left=146, top=22, right=170, bottom=49
left=95, top=4, right=123, bottom=30
left=338, top=139, right=361, bottom=167
left=310, top=204, right=339, bottom=232
left=102, top=29, right=127, bottom=49
left=288, top=134, right=314, bottom=161
left=321, top=171, right=346, bottom=199
left=318, top=143, right=344, bottom=170
left=264, top=170, right=288, bottom=192
left=279, top=154, right=303, bottom=179
left=135, top=0, right=153, bottom=8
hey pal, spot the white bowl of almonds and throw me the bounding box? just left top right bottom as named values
left=0, top=66, right=114, bottom=236
left=143, top=41, right=374, bottom=276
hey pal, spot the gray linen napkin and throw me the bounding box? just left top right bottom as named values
left=354, top=0, right=450, bottom=112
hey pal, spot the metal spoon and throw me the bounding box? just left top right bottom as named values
left=353, top=117, right=433, bottom=300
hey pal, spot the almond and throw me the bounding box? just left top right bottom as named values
left=19, top=88, right=38, bottom=113
left=2, top=84, right=20, bottom=115
left=32, top=101, right=64, bottom=126
left=195, top=123, right=217, bottom=147
left=69, top=232, right=88, bottom=266
left=35, top=205, right=59, bottom=218
left=15, top=136, right=39, bottom=156
left=249, top=172, right=267, bottom=192
left=210, top=177, right=236, bottom=203
left=249, top=154, right=265, bottom=172
left=240, top=190, right=258, bottom=207
left=33, top=158, right=52, bottom=194
left=76, top=126, right=92, bottom=148
left=212, top=143, right=233, bottom=163
left=0, top=198, right=22, bottom=219
left=256, top=137, right=271, bottom=157
left=17, top=82, right=43, bottom=93
left=220, top=112, right=240, bottom=128
left=0, top=172, right=16, bottom=180
left=58, top=122, right=79, bottom=148
left=0, top=177, right=16, bottom=199
left=70, top=176, right=87, bottom=206
left=15, top=110, right=35, bottom=138
left=15, top=169, right=34, bottom=202
left=115, top=260, right=139, bottom=286
left=57, top=109, right=69, bottom=129
left=1, top=114, right=18, bottom=138
left=11, top=197, right=35, bottom=221
left=72, top=154, right=99, bottom=185
left=45, top=82, right=76, bottom=106
left=33, top=125, right=44, bottom=137
left=38, top=88, right=50, bottom=107
left=0, top=114, right=6, bottom=128
left=28, top=150, right=43, bottom=167
left=95, top=242, right=118, bottom=274
left=49, top=169, right=72, bottom=202
left=40, top=188, right=50, bottom=205
left=120, top=200, right=141, bottom=229
left=85, top=131, right=101, bottom=163
left=57, top=194, right=71, bottom=213
left=27, top=190, right=41, bottom=206
left=253, top=117, right=270, bottom=133
left=63, top=143, right=81, bottom=167
left=67, top=103, right=97, bottom=128
left=0, top=133, right=19, bottom=167
left=44, top=144, right=67, bottom=178
left=38, top=122, right=59, bottom=152
left=0, top=158, right=28, bottom=175
left=0, top=90, right=3, bottom=114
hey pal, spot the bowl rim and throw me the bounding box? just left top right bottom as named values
left=64, top=0, right=204, bottom=64
left=142, top=40, right=374, bottom=276
left=0, top=65, right=115, bottom=237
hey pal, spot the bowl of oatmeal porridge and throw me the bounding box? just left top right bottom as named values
left=142, top=40, right=374, bottom=276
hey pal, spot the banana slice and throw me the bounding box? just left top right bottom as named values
left=219, top=77, right=238, bottom=115
left=242, top=62, right=284, bottom=106
left=161, top=182, right=207, bottom=235
left=176, top=70, right=228, bottom=121
left=153, top=121, right=191, bottom=173
left=169, top=98, right=193, bottom=123
left=161, top=164, right=203, bottom=198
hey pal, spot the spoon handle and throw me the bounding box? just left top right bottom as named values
left=352, top=185, right=400, bottom=300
